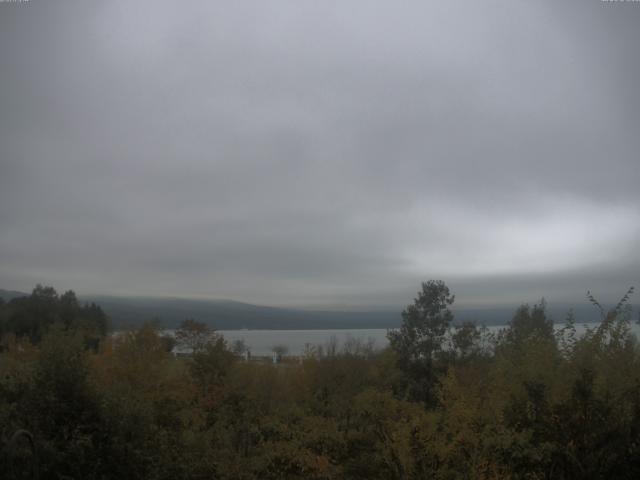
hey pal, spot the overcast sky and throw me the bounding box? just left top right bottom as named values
left=1, top=0, right=639, bottom=309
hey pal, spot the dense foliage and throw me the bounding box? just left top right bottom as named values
left=1, top=283, right=639, bottom=479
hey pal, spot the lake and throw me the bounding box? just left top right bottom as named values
left=212, top=322, right=640, bottom=356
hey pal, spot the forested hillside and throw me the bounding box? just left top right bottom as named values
left=1, top=282, right=639, bottom=479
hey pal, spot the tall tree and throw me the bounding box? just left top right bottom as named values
left=504, top=300, right=554, bottom=347
left=387, top=280, right=455, bottom=404
left=175, top=318, right=215, bottom=354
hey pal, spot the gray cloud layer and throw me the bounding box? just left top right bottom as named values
left=1, top=0, right=639, bottom=308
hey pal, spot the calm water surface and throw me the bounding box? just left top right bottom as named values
left=212, top=322, right=640, bottom=356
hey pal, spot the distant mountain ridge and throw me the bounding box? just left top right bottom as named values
left=81, top=295, right=401, bottom=330
left=1, top=288, right=608, bottom=329
left=0, top=289, right=29, bottom=301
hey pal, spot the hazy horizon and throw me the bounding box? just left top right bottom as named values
left=1, top=0, right=639, bottom=309
left=0, top=285, right=631, bottom=319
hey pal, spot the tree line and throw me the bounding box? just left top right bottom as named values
left=1, top=281, right=639, bottom=479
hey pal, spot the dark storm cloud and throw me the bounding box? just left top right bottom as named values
left=1, top=0, right=639, bottom=308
